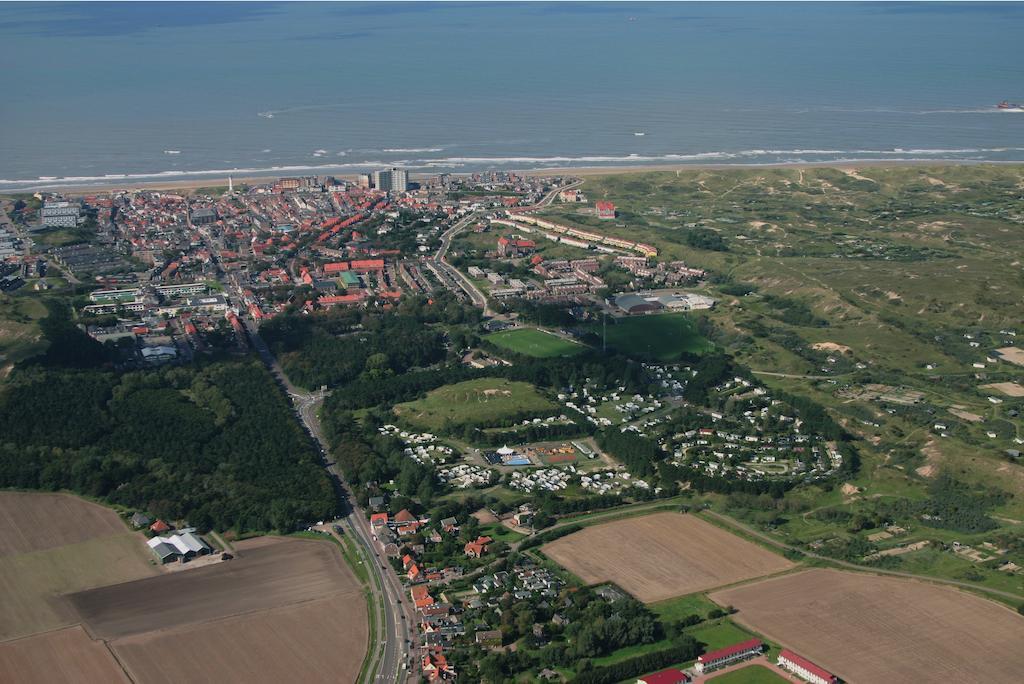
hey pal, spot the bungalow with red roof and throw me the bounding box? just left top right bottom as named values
left=777, top=650, right=839, bottom=684
left=411, top=584, right=434, bottom=609
left=464, top=535, right=493, bottom=558
left=497, top=235, right=537, bottom=258
left=323, top=261, right=350, bottom=274
left=394, top=509, right=416, bottom=524
left=407, top=563, right=422, bottom=582
left=637, top=668, right=690, bottom=684
left=596, top=200, right=616, bottom=219
left=422, top=648, right=455, bottom=681
left=694, top=639, right=763, bottom=674
left=149, top=519, right=171, bottom=533
left=349, top=258, right=385, bottom=273
left=370, top=512, right=389, bottom=527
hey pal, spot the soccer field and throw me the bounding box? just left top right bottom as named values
left=485, top=327, right=584, bottom=358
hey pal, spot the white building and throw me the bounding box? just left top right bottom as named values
left=41, top=201, right=81, bottom=228
left=147, top=530, right=211, bottom=563
left=777, top=650, right=839, bottom=684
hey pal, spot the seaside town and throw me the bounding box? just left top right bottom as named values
left=1, top=169, right=714, bottom=367
left=6, top=155, right=1024, bottom=684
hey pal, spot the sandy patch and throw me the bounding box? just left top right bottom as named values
left=981, top=382, right=1024, bottom=397
left=812, top=342, right=852, bottom=355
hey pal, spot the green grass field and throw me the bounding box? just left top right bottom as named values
left=585, top=313, right=712, bottom=360
left=687, top=620, right=758, bottom=651
left=0, top=295, right=49, bottom=367
left=394, top=378, right=557, bottom=431
left=707, top=664, right=787, bottom=683
left=485, top=327, right=584, bottom=358
left=650, top=592, right=721, bottom=623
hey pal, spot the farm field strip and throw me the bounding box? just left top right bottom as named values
left=68, top=537, right=358, bottom=640
left=0, top=493, right=132, bottom=556
left=542, top=512, right=794, bottom=603
left=710, top=568, right=1024, bottom=684
left=113, top=593, right=367, bottom=684
left=0, top=626, right=129, bottom=684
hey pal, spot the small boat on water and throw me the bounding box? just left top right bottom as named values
left=633, top=131, right=646, bottom=136
left=997, top=101, right=1024, bottom=111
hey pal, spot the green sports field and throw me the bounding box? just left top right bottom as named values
left=585, top=313, right=712, bottom=361
left=485, top=327, right=584, bottom=358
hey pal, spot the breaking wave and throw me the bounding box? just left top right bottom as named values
left=5, top=146, right=1024, bottom=190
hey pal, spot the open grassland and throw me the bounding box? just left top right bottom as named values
left=0, top=626, right=128, bottom=684
left=485, top=327, right=584, bottom=357
left=113, top=594, right=365, bottom=684
left=541, top=512, right=794, bottom=602
left=0, top=296, right=47, bottom=369
left=708, top=664, right=788, bottom=684
left=583, top=313, right=712, bottom=360
left=687, top=620, right=760, bottom=652
left=563, top=166, right=1024, bottom=547
left=0, top=493, right=158, bottom=641
left=711, top=568, right=1024, bottom=684
left=394, top=377, right=557, bottom=431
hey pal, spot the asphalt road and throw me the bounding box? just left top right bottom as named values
left=242, top=318, right=414, bottom=683
left=431, top=179, right=584, bottom=317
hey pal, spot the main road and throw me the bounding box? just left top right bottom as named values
left=431, top=178, right=584, bottom=316
left=241, top=316, right=414, bottom=683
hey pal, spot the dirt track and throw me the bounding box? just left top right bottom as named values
left=542, top=512, right=793, bottom=602
left=68, top=537, right=358, bottom=640
left=711, top=568, right=1024, bottom=683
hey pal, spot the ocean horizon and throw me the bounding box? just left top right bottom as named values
left=2, top=1, right=1023, bottom=190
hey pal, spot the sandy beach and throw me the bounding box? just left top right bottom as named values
left=7, top=160, right=1021, bottom=196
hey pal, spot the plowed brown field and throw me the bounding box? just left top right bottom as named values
left=114, top=594, right=366, bottom=684
left=0, top=626, right=128, bottom=684
left=542, top=512, right=794, bottom=602
left=711, top=568, right=1024, bottom=683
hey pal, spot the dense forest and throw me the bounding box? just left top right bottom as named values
left=0, top=309, right=335, bottom=531
left=260, top=293, right=478, bottom=389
